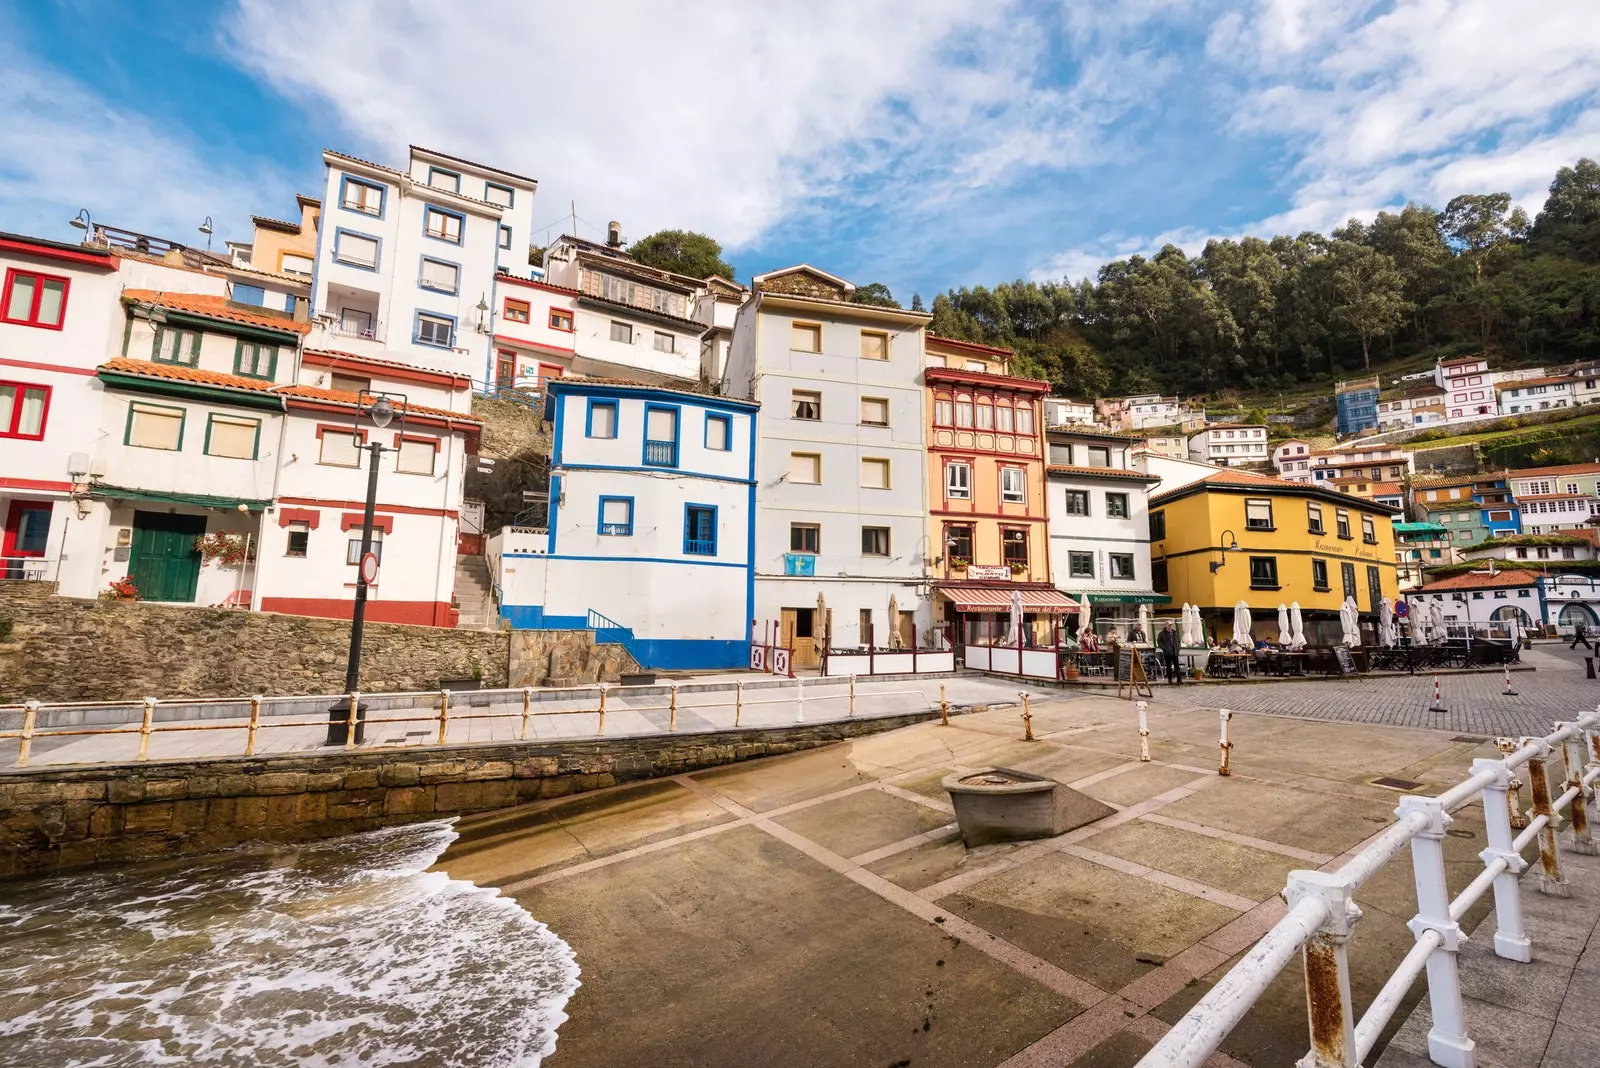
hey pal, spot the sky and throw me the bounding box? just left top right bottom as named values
left=3, top=0, right=1598, bottom=303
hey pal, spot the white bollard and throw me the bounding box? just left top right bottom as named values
left=1137, top=700, right=1151, bottom=762
left=795, top=676, right=805, bottom=724
left=1502, top=663, right=1517, bottom=697
left=1429, top=674, right=1448, bottom=713
left=1472, top=757, right=1531, bottom=961
left=1218, top=708, right=1233, bottom=776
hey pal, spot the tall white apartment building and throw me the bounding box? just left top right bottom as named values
left=725, top=265, right=932, bottom=664
left=1435, top=356, right=1495, bottom=421
left=1187, top=423, right=1268, bottom=466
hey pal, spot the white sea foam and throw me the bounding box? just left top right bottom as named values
left=0, top=821, right=580, bottom=1067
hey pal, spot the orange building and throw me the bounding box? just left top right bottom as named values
left=923, top=335, right=1073, bottom=643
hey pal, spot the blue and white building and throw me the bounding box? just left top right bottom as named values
left=492, top=378, right=758, bottom=669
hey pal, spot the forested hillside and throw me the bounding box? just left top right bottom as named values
left=924, top=159, right=1600, bottom=400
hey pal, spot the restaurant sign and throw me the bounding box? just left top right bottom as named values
left=965, top=564, right=1012, bottom=580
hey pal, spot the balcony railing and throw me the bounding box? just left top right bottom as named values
left=643, top=440, right=678, bottom=468
left=599, top=522, right=632, bottom=536
left=685, top=539, right=716, bottom=556
left=320, top=314, right=385, bottom=343
left=0, top=557, right=55, bottom=582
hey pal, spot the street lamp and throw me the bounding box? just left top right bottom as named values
left=1209, top=529, right=1242, bottom=573
left=326, top=390, right=406, bottom=745
left=198, top=216, right=214, bottom=253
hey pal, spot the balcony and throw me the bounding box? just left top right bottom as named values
left=685, top=538, right=715, bottom=556
left=324, top=315, right=386, bottom=343
left=643, top=440, right=678, bottom=468
left=599, top=522, right=632, bottom=536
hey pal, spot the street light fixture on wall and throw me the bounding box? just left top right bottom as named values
left=326, top=390, right=407, bottom=746
left=1209, top=529, right=1242, bottom=573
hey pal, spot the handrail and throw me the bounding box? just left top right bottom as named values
left=1140, top=711, right=1600, bottom=1068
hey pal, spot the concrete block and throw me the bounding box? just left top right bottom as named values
left=123, top=802, right=174, bottom=833
left=143, top=778, right=190, bottom=801
left=341, top=769, right=380, bottom=790
left=465, top=760, right=513, bottom=781
left=943, top=768, right=1116, bottom=847
left=378, top=763, right=421, bottom=787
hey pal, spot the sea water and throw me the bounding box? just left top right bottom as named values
left=0, top=821, right=579, bottom=1066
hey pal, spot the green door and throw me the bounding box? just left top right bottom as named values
left=127, top=511, right=206, bottom=602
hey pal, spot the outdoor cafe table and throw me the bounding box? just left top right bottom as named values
left=1206, top=652, right=1253, bottom=679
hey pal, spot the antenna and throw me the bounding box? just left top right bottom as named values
left=570, top=200, right=576, bottom=241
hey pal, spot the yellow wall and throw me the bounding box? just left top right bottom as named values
left=252, top=200, right=320, bottom=274
left=1151, top=488, right=1400, bottom=617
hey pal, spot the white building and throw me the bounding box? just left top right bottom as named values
left=1043, top=396, right=1097, bottom=427
left=1277, top=442, right=1413, bottom=486
left=1044, top=427, right=1163, bottom=613
left=1461, top=534, right=1597, bottom=565
left=1409, top=568, right=1540, bottom=631
left=1497, top=376, right=1575, bottom=414
left=1187, top=424, right=1268, bottom=467
left=1435, top=356, right=1495, bottom=421
left=1542, top=573, right=1600, bottom=634
left=492, top=378, right=758, bottom=669
left=1097, top=394, right=1204, bottom=431
left=1272, top=438, right=1313, bottom=479
left=725, top=264, right=932, bottom=665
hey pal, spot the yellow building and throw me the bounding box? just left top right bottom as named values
left=1149, top=469, right=1401, bottom=643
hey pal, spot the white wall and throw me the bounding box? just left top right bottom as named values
left=1045, top=475, right=1155, bottom=594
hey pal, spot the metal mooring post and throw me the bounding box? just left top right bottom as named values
left=1560, top=727, right=1597, bottom=855
left=1285, top=870, right=1361, bottom=1068
left=245, top=695, right=262, bottom=757
left=1020, top=692, right=1034, bottom=740
left=1397, top=794, right=1476, bottom=1068
left=1472, top=757, right=1532, bottom=961
left=597, top=685, right=607, bottom=736
left=16, top=701, right=39, bottom=768
left=669, top=683, right=679, bottom=732
left=1218, top=708, right=1234, bottom=776
left=795, top=676, right=805, bottom=724
left=1498, top=737, right=1529, bottom=830
left=1525, top=738, right=1570, bottom=897
left=436, top=689, right=451, bottom=746
left=344, top=692, right=360, bottom=751
left=1137, top=700, right=1151, bottom=762
left=137, top=697, right=157, bottom=761
left=848, top=674, right=856, bottom=717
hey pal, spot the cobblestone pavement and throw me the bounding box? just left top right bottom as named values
left=1144, top=644, right=1600, bottom=740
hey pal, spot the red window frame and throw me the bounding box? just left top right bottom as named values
left=1, top=268, right=71, bottom=330
left=503, top=298, right=530, bottom=324
left=548, top=308, right=574, bottom=332
left=0, top=380, right=51, bottom=440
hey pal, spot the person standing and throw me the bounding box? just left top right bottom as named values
left=1158, top=620, right=1182, bottom=684
left=1571, top=621, right=1592, bottom=650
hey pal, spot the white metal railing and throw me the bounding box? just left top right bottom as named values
left=0, top=556, right=57, bottom=582
left=1140, top=710, right=1600, bottom=1068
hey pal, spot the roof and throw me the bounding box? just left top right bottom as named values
left=1495, top=376, right=1575, bottom=391
left=0, top=231, right=119, bottom=268
left=120, top=289, right=311, bottom=335
left=547, top=376, right=759, bottom=411
left=1046, top=464, right=1162, bottom=482
left=1370, top=481, right=1405, bottom=495
left=926, top=334, right=1016, bottom=359
left=1393, top=522, right=1448, bottom=534
left=410, top=144, right=537, bottom=187
left=1412, top=473, right=1503, bottom=489
left=1507, top=462, right=1600, bottom=479
left=1512, top=493, right=1590, bottom=502
left=938, top=587, right=1080, bottom=612
left=752, top=263, right=854, bottom=292
left=924, top=365, right=1049, bottom=392
left=251, top=215, right=304, bottom=235
left=574, top=290, right=708, bottom=331
left=276, top=382, right=480, bottom=423
left=1467, top=533, right=1588, bottom=546
left=323, top=148, right=405, bottom=178
left=1150, top=468, right=1402, bottom=513
left=301, top=348, right=472, bottom=387
left=1199, top=423, right=1266, bottom=431
left=1416, top=570, right=1538, bottom=592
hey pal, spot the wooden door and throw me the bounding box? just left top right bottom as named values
left=127, top=511, right=205, bottom=602
left=2, top=501, right=51, bottom=579
left=782, top=607, right=817, bottom=667
left=895, top=610, right=915, bottom=650
left=495, top=350, right=517, bottom=388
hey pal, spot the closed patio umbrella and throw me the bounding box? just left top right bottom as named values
left=1378, top=597, right=1394, bottom=647
left=1137, top=602, right=1151, bottom=641
left=887, top=594, right=901, bottom=649
left=1289, top=602, right=1306, bottom=647
left=816, top=592, right=828, bottom=656
left=1340, top=597, right=1360, bottom=647
left=1179, top=603, right=1193, bottom=646
left=1005, top=588, right=1024, bottom=646
left=1277, top=603, right=1290, bottom=646
left=1231, top=600, right=1253, bottom=645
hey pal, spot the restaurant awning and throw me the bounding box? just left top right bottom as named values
left=1081, top=592, right=1172, bottom=605
left=941, top=587, right=1080, bottom=614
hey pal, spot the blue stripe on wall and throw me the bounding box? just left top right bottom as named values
left=497, top=605, right=746, bottom=669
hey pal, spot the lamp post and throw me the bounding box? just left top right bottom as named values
left=326, top=391, right=405, bottom=745
left=1209, top=529, right=1242, bottom=573
left=198, top=216, right=214, bottom=253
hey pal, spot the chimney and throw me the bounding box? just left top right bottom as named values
left=606, top=221, right=623, bottom=248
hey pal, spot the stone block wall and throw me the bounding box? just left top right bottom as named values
left=509, top=629, right=640, bottom=687
left=0, top=582, right=509, bottom=703
left=0, top=712, right=935, bottom=876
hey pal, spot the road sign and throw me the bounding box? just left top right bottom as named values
left=1395, top=601, right=1409, bottom=618
left=359, top=551, right=379, bottom=585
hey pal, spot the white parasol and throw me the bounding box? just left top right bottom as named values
left=1079, top=592, right=1093, bottom=638
left=1288, top=602, right=1306, bottom=648
left=1179, top=602, right=1193, bottom=646
left=1431, top=600, right=1448, bottom=644
left=1231, top=600, right=1253, bottom=645
left=1190, top=602, right=1206, bottom=646
left=1277, top=603, right=1291, bottom=646
left=816, top=592, right=828, bottom=655
left=1340, top=597, right=1360, bottom=647
left=1005, top=588, right=1024, bottom=647
left=1378, top=597, right=1395, bottom=647
left=1137, top=602, right=1151, bottom=641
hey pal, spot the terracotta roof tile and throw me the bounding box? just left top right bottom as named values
left=121, top=289, right=310, bottom=335
left=276, top=383, right=480, bottom=423
left=1416, top=570, right=1538, bottom=592
left=1046, top=465, right=1161, bottom=482
left=302, top=348, right=472, bottom=384
left=98, top=357, right=278, bottom=394
left=1507, top=462, right=1600, bottom=479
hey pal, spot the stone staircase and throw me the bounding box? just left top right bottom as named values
left=453, top=554, right=497, bottom=630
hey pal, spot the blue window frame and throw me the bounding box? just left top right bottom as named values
left=499, top=225, right=512, bottom=250
left=332, top=228, right=381, bottom=271
left=338, top=174, right=385, bottom=218
left=643, top=403, right=679, bottom=468
left=418, top=256, right=460, bottom=295
left=414, top=310, right=456, bottom=348
left=484, top=181, right=515, bottom=208
left=231, top=283, right=265, bottom=306
left=586, top=399, right=618, bottom=438
left=427, top=166, right=461, bottom=193
left=684, top=504, right=717, bottom=556
left=423, top=205, right=465, bottom=245
left=705, top=413, right=732, bottom=451
left=598, top=496, right=633, bottom=536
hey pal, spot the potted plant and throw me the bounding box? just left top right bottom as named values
left=194, top=533, right=253, bottom=568
left=1008, top=560, right=1028, bottom=575
left=103, top=576, right=138, bottom=602
left=949, top=556, right=970, bottom=572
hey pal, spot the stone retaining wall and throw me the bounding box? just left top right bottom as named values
left=509, top=629, right=640, bottom=686
left=0, top=712, right=935, bottom=877
left=0, top=582, right=509, bottom=703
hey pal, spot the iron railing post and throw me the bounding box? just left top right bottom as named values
left=1396, top=794, right=1476, bottom=1068
left=520, top=687, right=532, bottom=740
left=1524, top=738, right=1569, bottom=897
left=137, top=697, right=157, bottom=761
left=245, top=695, right=262, bottom=757
left=436, top=689, right=451, bottom=745
left=1471, top=757, right=1531, bottom=961
left=1285, top=870, right=1361, bottom=1068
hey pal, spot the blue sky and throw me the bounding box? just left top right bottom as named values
left=3, top=1, right=1598, bottom=303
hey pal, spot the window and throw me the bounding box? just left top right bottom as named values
left=1069, top=551, right=1094, bottom=578
left=644, top=406, right=678, bottom=467
left=126, top=401, right=184, bottom=451
left=685, top=505, right=717, bottom=556
left=231, top=284, right=266, bottom=307
left=427, top=167, right=461, bottom=192
left=860, top=331, right=888, bottom=360
left=285, top=524, right=309, bottom=558
left=1152, top=559, right=1168, bottom=592
left=1243, top=498, right=1273, bottom=530
left=1108, top=553, right=1135, bottom=580
left=234, top=341, right=277, bottom=380
left=861, top=526, right=890, bottom=556
left=975, top=399, right=994, bottom=431
left=791, top=390, right=821, bottom=420
left=1002, top=528, right=1028, bottom=568
left=504, top=299, right=530, bottom=323
left=1149, top=510, right=1165, bottom=540
left=995, top=403, right=1014, bottom=433
left=331, top=373, right=371, bottom=395
left=1249, top=556, right=1279, bottom=589
left=549, top=309, right=573, bottom=331
left=1086, top=445, right=1110, bottom=468
left=1016, top=403, right=1034, bottom=436
left=860, top=397, right=889, bottom=426
left=789, top=452, right=821, bottom=484
left=1307, top=502, right=1324, bottom=534
left=485, top=182, right=514, bottom=207
left=499, top=226, right=512, bottom=251
left=859, top=609, right=874, bottom=643
left=340, top=176, right=383, bottom=215
left=1312, top=558, right=1330, bottom=591
left=1062, top=489, right=1089, bottom=516
left=423, top=207, right=463, bottom=243
left=998, top=466, right=1025, bottom=504
left=0, top=381, right=49, bottom=440
left=1362, top=515, right=1377, bottom=544
left=791, top=322, right=821, bottom=352
left=333, top=231, right=379, bottom=269
left=599, top=497, right=634, bottom=536
left=861, top=458, right=890, bottom=489
left=152, top=327, right=200, bottom=366
left=609, top=321, right=633, bottom=344
left=653, top=331, right=675, bottom=354
left=205, top=414, right=259, bottom=459
left=346, top=527, right=383, bottom=565
left=1105, top=493, right=1129, bottom=519
left=705, top=414, right=731, bottom=451
left=396, top=437, right=436, bottom=475
left=416, top=314, right=454, bottom=348
left=946, top=524, right=973, bottom=561
left=582, top=400, right=619, bottom=439
left=2, top=269, right=69, bottom=330
left=419, top=257, right=459, bottom=294
left=790, top=523, right=820, bottom=553
left=934, top=394, right=953, bottom=425
left=1341, top=562, right=1357, bottom=600
left=1336, top=510, right=1352, bottom=538
left=281, top=253, right=313, bottom=277
left=945, top=462, right=971, bottom=499
left=1049, top=442, right=1072, bottom=465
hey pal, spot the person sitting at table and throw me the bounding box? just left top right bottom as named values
left=1254, top=638, right=1272, bottom=651
left=1129, top=623, right=1147, bottom=644
left=1079, top=629, right=1100, bottom=652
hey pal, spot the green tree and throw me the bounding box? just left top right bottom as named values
left=626, top=230, right=735, bottom=280
left=1330, top=242, right=1409, bottom=369
left=1530, top=158, right=1600, bottom=262
left=911, top=292, right=925, bottom=311
left=852, top=282, right=900, bottom=308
